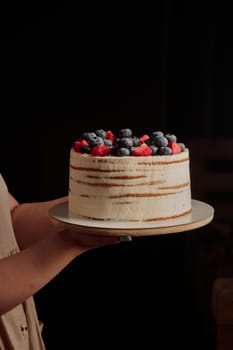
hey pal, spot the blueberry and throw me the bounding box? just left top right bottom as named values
left=153, top=136, right=168, bottom=147
left=80, top=146, right=91, bottom=154
left=118, top=128, right=133, bottom=138
left=81, top=132, right=96, bottom=141
left=115, top=147, right=131, bottom=156
left=159, top=146, right=172, bottom=155
left=118, top=137, right=134, bottom=149
left=165, top=133, right=177, bottom=142
left=150, top=145, right=159, bottom=155
left=88, top=136, right=104, bottom=147
left=179, top=142, right=186, bottom=152
left=95, top=129, right=106, bottom=139
left=151, top=131, right=164, bottom=140
left=104, top=138, right=113, bottom=147
left=132, top=136, right=141, bottom=147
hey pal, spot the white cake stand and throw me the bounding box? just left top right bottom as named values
left=49, top=199, right=214, bottom=238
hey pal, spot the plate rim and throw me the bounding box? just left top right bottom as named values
left=49, top=199, right=214, bottom=236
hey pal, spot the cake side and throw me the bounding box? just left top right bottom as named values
left=68, top=149, right=192, bottom=222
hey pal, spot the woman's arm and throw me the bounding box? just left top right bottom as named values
left=0, top=229, right=76, bottom=314
left=0, top=228, right=118, bottom=315
left=10, top=194, right=68, bottom=249
left=0, top=193, right=119, bottom=315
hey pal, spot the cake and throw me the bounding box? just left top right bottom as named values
left=68, top=128, right=192, bottom=222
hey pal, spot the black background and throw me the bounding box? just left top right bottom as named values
left=1, top=1, right=230, bottom=348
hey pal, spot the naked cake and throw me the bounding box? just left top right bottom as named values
left=68, top=128, right=192, bottom=222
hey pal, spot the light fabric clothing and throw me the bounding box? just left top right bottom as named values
left=0, top=174, right=46, bottom=349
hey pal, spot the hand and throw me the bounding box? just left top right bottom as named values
left=69, top=228, right=120, bottom=251
left=51, top=217, right=121, bottom=254
left=57, top=225, right=120, bottom=255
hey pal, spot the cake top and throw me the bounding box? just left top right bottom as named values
left=72, top=128, right=186, bottom=157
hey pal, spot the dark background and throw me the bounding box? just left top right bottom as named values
left=1, top=1, right=232, bottom=349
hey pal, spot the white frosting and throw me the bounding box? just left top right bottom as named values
left=68, top=148, right=192, bottom=222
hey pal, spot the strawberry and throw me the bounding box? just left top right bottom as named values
left=73, top=139, right=89, bottom=152
left=131, top=143, right=152, bottom=156
left=139, top=134, right=150, bottom=143
left=91, top=144, right=111, bottom=156
left=168, top=141, right=181, bottom=154
left=106, top=130, right=115, bottom=142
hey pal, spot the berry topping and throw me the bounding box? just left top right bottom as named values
left=72, top=129, right=186, bottom=157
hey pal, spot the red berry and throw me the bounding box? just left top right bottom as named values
left=91, top=144, right=111, bottom=156
left=168, top=141, right=181, bottom=154
left=131, top=143, right=152, bottom=156
left=106, top=130, right=115, bottom=142
left=73, top=139, right=89, bottom=152
left=139, top=134, right=150, bottom=143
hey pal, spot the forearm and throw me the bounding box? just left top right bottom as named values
left=11, top=196, right=67, bottom=249
left=0, top=229, right=80, bottom=315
